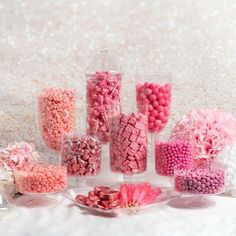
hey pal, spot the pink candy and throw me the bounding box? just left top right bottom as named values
left=61, top=134, right=101, bottom=176
left=136, top=82, right=171, bottom=132
left=87, top=71, right=121, bottom=143
left=155, top=140, right=193, bottom=176
left=110, top=112, right=148, bottom=174
left=14, top=164, right=67, bottom=194
left=174, top=167, right=225, bottom=194
left=39, top=88, right=76, bottom=150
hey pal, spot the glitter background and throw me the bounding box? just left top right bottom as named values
left=0, top=0, right=236, bottom=149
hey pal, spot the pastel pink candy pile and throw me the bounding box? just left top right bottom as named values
left=136, top=82, right=171, bottom=132
left=110, top=112, right=148, bottom=174
left=87, top=71, right=121, bottom=143
left=39, top=88, right=76, bottom=150
left=119, top=183, right=162, bottom=207
left=61, top=135, right=101, bottom=176
left=155, top=140, right=193, bottom=176
left=14, top=164, right=67, bottom=194
left=174, top=167, right=225, bottom=194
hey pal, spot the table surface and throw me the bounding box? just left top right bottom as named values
left=1, top=171, right=236, bottom=236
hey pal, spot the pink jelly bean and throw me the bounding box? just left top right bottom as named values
left=155, top=140, right=193, bottom=176
left=136, top=83, right=171, bottom=133
left=87, top=71, right=121, bottom=143
left=39, top=88, right=76, bottom=150
left=110, top=112, right=148, bottom=174
left=61, top=134, right=101, bottom=176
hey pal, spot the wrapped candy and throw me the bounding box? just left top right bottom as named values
left=171, top=108, right=236, bottom=161
left=86, top=48, right=122, bottom=143
left=0, top=141, right=40, bottom=171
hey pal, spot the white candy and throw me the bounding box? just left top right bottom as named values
left=217, top=144, right=236, bottom=197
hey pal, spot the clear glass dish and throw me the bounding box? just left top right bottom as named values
left=63, top=184, right=167, bottom=216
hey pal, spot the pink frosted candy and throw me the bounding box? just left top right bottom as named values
left=87, top=71, right=121, bottom=143
left=39, top=88, right=76, bottom=150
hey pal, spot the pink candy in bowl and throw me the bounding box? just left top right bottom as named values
left=14, top=164, right=67, bottom=194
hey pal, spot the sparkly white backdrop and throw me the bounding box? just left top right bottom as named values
left=0, top=0, right=236, bottom=149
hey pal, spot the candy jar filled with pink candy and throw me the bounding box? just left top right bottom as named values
left=38, top=88, right=77, bottom=150
left=136, top=73, right=172, bottom=134
left=109, top=101, right=148, bottom=176
left=61, top=133, right=101, bottom=177
left=171, top=164, right=225, bottom=208
left=86, top=47, right=122, bottom=143
left=13, top=163, right=67, bottom=207
left=155, top=138, right=194, bottom=177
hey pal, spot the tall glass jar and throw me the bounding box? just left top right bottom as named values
left=86, top=48, right=122, bottom=143
left=109, top=101, right=148, bottom=175
left=135, top=73, right=172, bottom=134
left=38, top=88, right=76, bottom=150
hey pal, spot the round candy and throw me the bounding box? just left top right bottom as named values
left=136, top=83, right=171, bottom=133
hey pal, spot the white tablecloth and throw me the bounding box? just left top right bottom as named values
left=1, top=171, right=236, bottom=236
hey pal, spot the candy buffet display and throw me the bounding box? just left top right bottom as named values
left=174, top=166, right=225, bottom=194
left=217, top=144, right=236, bottom=196
left=109, top=110, right=148, bottom=174
left=171, top=108, right=236, bottom=161
left=86, top=48, right=121, bottom=143
left=14, top=164, right=67, bottom=194
left=39, top=88, right=76, bottom=150
left=155, top=139, right=194, bottom=176
left=61, top=134, right=101, bottom=176
left=135, top=74, right=172, bottom=133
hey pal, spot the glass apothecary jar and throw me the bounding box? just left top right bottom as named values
left=38, top=88, right=77, bottom=150
left=86, top=48, right=122, bottom=143
left=135, top=73, right=172, bottom=134
left=109, top=100, right=148, bottom=175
